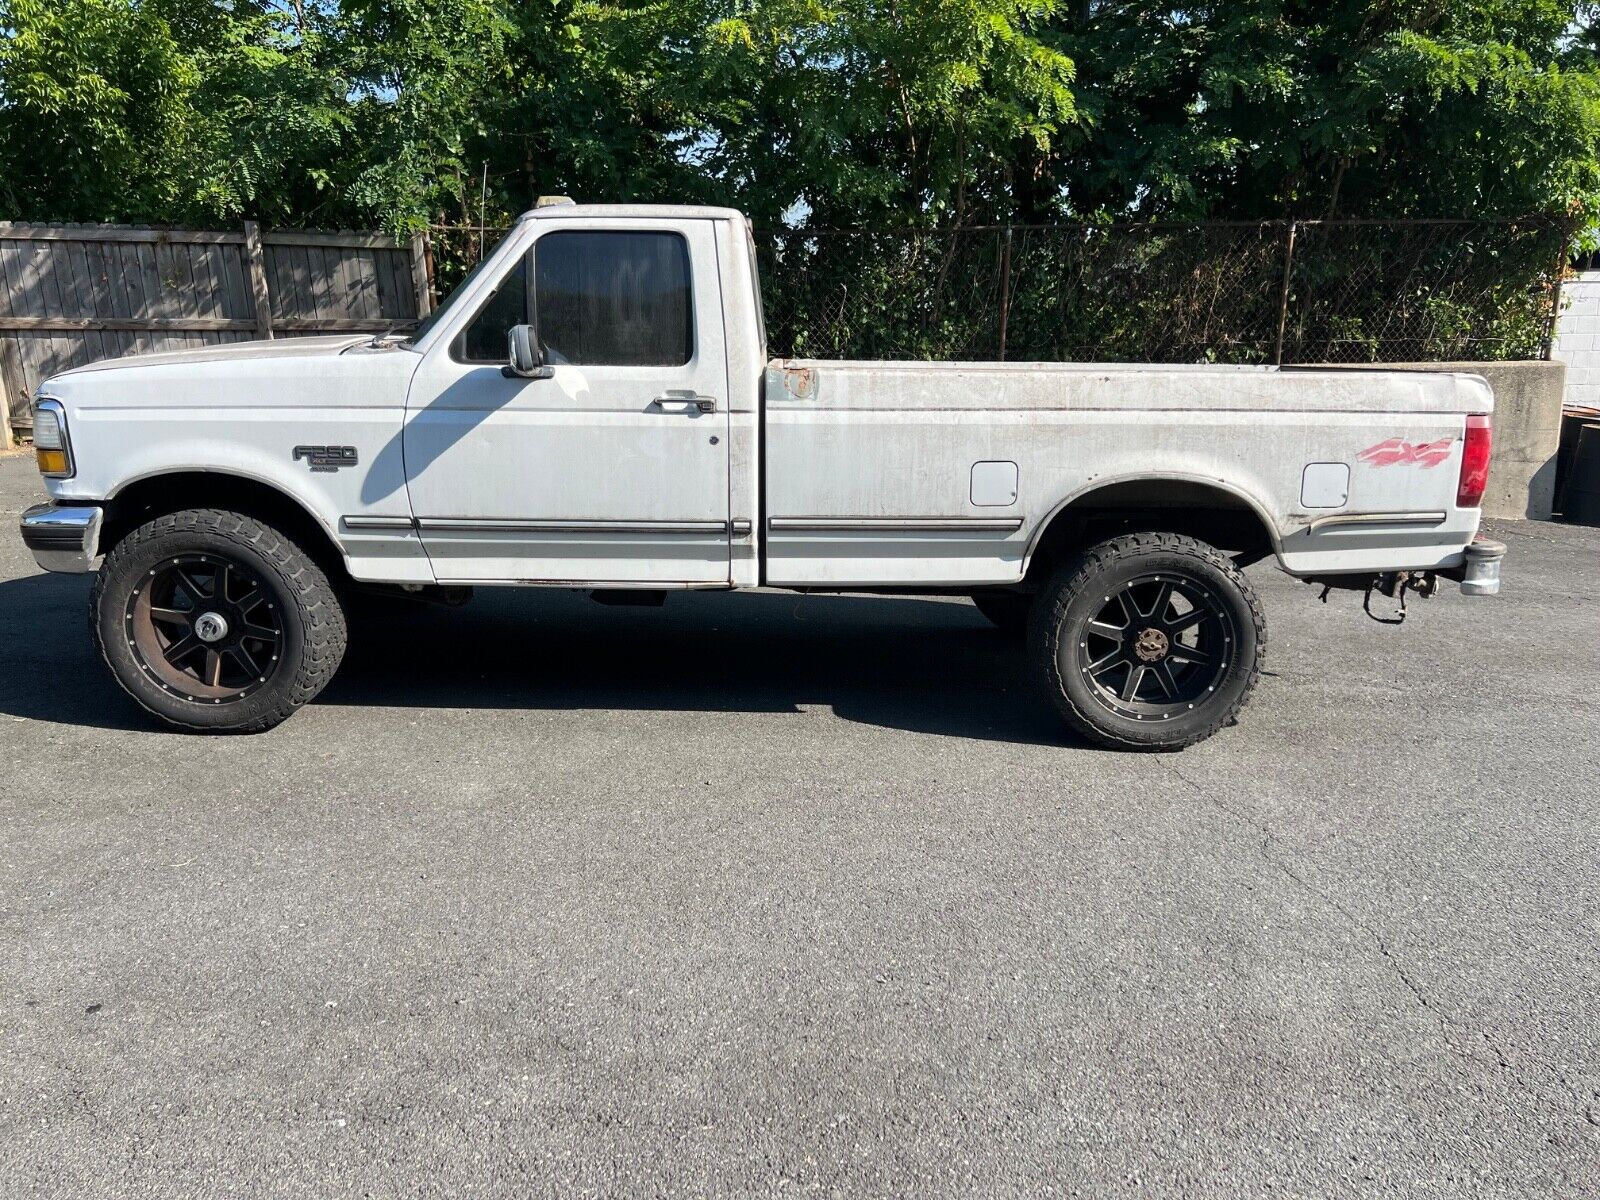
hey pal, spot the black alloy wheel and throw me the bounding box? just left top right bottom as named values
left=92, top=508, right=348, bottom=732
left=1075, top=573, right=1233, bottom=722
left=1030, top=532, right=1266, bottom=751
left=125, top=554, right=284, bottom=703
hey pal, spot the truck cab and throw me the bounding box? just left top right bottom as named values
left=393, top=204, right=765, bottom=587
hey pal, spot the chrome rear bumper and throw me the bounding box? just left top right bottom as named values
left=1449, top=535, right=1506, bottom=597
left=19, top=502, right=103, bottom=573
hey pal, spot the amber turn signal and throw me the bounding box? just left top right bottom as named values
left=36, top=447, right=69, bottom=475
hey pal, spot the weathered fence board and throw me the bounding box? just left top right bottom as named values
left=0, top=221, right=431, bottom=435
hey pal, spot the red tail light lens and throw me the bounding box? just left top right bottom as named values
left=1457, top=414, right=1491, bottom=508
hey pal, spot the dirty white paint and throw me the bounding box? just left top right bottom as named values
left=36, top=204, right=1491, bottom=591
left=763, top=360, right=1487, bottom=584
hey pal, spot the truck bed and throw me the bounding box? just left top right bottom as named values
left=761, top=359, right=1492, bottom=586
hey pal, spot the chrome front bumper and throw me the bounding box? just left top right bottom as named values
left=19, top=502, right=103, bottom=573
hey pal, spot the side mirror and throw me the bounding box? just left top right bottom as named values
left=504, top=325, right=553, bottom=379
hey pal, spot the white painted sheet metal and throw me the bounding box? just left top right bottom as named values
left=34, top=206, right=1492, bottom=594
left=762, top=360, right=1490, bottom=585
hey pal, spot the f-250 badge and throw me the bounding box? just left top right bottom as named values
left=293, top=445, right=359, bottom=472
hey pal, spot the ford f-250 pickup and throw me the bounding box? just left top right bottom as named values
left=20, top=200, right=1505, bottom=749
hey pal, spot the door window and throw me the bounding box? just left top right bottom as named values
left=454, top=230, right=695, bottom=367
left=457, top=256, right=528, bottom=363
left=534, top=231, right=693, bottom=366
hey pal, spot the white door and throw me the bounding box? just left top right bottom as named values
left=402, top=219, right=731, bottom=584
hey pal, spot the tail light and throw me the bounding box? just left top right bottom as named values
left=1457, top=414, right=1491, bottom=508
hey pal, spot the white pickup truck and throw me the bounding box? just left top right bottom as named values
left=20, top=201, right=1504, bottom=749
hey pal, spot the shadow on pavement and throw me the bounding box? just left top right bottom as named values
left=0, top=569, right=152, bottom=733
left=0, top=572, right=1082, bottom=748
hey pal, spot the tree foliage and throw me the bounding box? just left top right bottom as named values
left=1, top=0, right=1597, bottom=232
left=1052, top=1, right=1600, bottom=222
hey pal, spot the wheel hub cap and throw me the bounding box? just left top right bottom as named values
left=194, top=611, right=229, bottom=643
left=1133, top=626, right=1169, bottom=662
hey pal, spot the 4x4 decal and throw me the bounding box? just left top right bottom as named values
left=1356, top=437, right=1453, bottom=468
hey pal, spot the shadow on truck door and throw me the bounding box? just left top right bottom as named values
left=0, top=571, right=1085, bottom=748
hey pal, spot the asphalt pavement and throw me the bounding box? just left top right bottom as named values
left=1, top=450, right=1596, bottom=1198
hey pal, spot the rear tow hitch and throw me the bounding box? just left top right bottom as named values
left=1309, top=570, right=1439, bottom=625
left=1362, top=571, right=1438, bottom=625
left=1304, top=535, right=1507, bottom=624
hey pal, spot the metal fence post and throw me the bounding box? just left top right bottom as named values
left=1273, top=220, right=1297, bottom=366
left=242, top=220, right=274, bottom=340
left=420, top=232, right=438, bottom=312
left=997, top=227, right=1013, bottom=361
left=1543, top=228, right=1571, bottom=361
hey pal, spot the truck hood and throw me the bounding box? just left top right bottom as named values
left=37, top=332, right=421, bottom=418
left=53, top=334, right=384, bottom=378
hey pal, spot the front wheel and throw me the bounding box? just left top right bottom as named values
left=1029, top=532, right=1265, bottom=751
left=90, top=509, right=348, bottom=733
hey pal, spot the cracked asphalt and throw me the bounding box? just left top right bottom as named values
left=1, top=450, right=1597, bottom=1198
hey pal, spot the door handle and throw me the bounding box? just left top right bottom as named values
left=652, top=391, right=717, bottom=414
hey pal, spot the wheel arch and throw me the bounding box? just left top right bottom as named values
left=1022, top=473, right=1283, bottom=584
left=99, top=469, right=352, bottom=586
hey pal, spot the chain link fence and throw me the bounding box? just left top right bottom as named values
left=429, top=214, right=1573, bottom=365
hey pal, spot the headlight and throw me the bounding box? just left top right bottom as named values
left=33, top=399, right=74, bottom=478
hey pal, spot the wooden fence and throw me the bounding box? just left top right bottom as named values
left=0, top=221, right=432, bottom=438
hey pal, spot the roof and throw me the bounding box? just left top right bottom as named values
left=515, top=203, right=749, bottom=223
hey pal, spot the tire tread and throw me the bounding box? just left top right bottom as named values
left=90, top=508, right=347, bottom=733
left=1030, top=531, right=1267, bottom=751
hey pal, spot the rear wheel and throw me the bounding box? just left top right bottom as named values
left=91, top=509, right=347, bottom=732
left=1030, top=532, right=1265, bottom=750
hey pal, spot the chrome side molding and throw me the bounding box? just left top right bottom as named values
left=343, top=515, right=416, bottom=531
left=418, top=518, right=731, bottom=535
left=347, top=515, right=1011, bottom=538
left=1306, top=511, right=1447, bottom=534
left=768, top=517, right=1026, bottom=533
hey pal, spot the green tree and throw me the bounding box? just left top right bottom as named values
left=584, top=0, right=1080, bottom=227
left=3, top=0, right=1599, bottom=232
left=1047, top=1, right=1600, bottom=222
left=338, top=0, right=513, bottom=231
left=0, top=0, right=198, bottom=220
left=0, top=0, right=509, bottom=229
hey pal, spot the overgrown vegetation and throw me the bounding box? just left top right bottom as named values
left=4, top=1, right=1598, bottom=232
left=1, top=2, right=1595, bottom=361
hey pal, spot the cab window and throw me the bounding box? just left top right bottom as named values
left=455, top=230, right=694, bottom=367
left=534, top=231, right=693, bottom=366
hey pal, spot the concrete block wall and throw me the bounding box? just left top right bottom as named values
left=1552, top=270, right=1600, bottom=412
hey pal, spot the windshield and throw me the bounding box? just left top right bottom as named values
left=399, top=252, right=502, bottom=349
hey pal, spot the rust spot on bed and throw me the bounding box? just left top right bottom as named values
left=780, top=362, right=818, bottom=401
